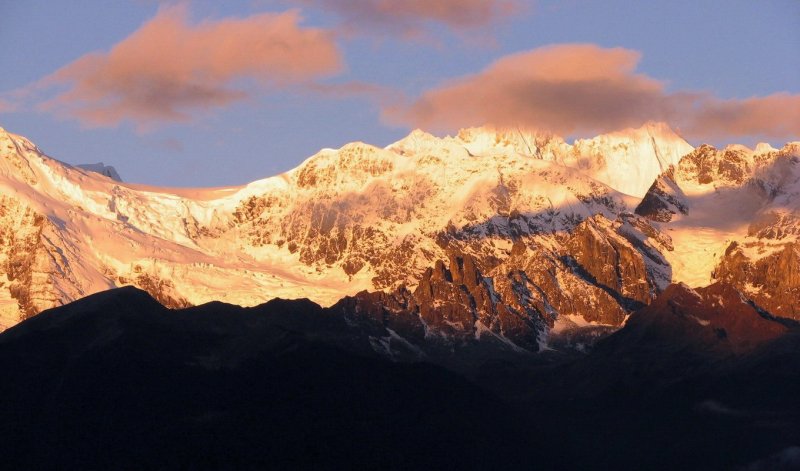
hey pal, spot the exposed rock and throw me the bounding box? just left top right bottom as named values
left=0, top=196, right=57, bottom=321
left=131, top=272, right=192, bottom=309
left=332, top=250, right=543, bottom=353
left=491, top=243, right=612, bottom=328
left=331, top=219, right=671, bottom=355
left=75, top=163, right=122, bottom=182
left=677, top=144, right=753, bottom=186
left=715, top=241, right=800, bottom=320
left=565, top=215, right=652, bottom=309
left=635, top=168, right=688, bottom=222
left=747, top=210, right=800, bottom=240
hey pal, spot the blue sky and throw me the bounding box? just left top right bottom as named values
left=1, top=0, right=798, bottom=187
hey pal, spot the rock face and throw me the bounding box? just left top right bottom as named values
left=634, top=168, right=688, bottom=222
left=333, top=213, right=671, bottom=353
left=0, top=196, right=52, bottom=321
left=715, top=241, right=800, bottom=320
left=0, top=195, right=189, bottom=330
left=706, top=145, right=800, bottom=320
left=75, top=162, right=122, bottom=182
left=565, top=215, right=653, bottom=309
left=333, top=251, right=543, bottom=353
left=676, top=144, right=755, bottom=186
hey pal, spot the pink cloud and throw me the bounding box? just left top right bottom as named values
left=385, top=44, right=800, bottom=141
left=37, top=5, right=342, bottom=128
left=292, top=0, right=521, bottom=35
left=0, top=98, right=16, bottom=114
left=687, top=93, right=800, bottom=141
left=306, top=80, right=403, bottom=104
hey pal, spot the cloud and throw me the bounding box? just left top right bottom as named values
left=156, top=137, right=184, bottom=153
left=306, top=80, right=403, bottom=104
left=687, top=93, right=800, bottom=141
left=0, top=98, right=16, bottom=114
left=292, top=0, right=521, bottom=36
left=385, top=44, right=800, bottom=141
left=35, top=5, right=342, bottom=128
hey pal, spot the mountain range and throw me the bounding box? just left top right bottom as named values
left=1, top=123, right=798, bottom=349
left=2, top=122, right=800, bottom=469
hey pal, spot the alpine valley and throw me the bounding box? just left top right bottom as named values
left=2, top=123, right=800, bottom=469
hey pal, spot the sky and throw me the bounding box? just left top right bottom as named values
left=0, top=0, right=798, bottom=187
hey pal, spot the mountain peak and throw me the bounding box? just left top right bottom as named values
left=76, top=162, right=122, bottom=182
left=571, top=122, right=694, bottom=197
left=781, top=142, right=800, bottom=157
left=589, top=121, right=689, bottom=145
left=754, top=142, right=777, bottom=155
left=387, top=128, right=467, bottom=157
left=642, top=120, right=684, bottom=137
left=407, top=128, right=437, bottom=141
left=453, top=126, right=564, bottom=157
left=724, top=143, right=753, bottom=154
left=386, top=128, right=443, bottom=149
left=386, top=123, right=695, bottom=198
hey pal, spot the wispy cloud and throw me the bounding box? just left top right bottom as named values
left=685, top=93, right=800, bottom=142
left=155, top=137, right=184, bottom=153
left=305, top=80, right=403, bottom=105
left=289, top=0, right=522, bottom=37
left=0, top=98, right=16, bottom=114
left=29, top=5, right=342, bottom=129
left=384, top=44, right=800, bottom=142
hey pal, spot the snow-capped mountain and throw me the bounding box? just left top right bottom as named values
left=1, top=122, right=796, bottom=350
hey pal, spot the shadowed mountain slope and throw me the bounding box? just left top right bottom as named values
left=2, top=285, right=799, bottom=470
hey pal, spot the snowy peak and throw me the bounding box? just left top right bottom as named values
left=0, top=127, right=40, bottom=155
left=754, top=142, right=778, bottom=155
left=76, top=163, right=122, bottom=182
left=387, top=128, right=445, bottom=153
left=452, top=126, right=566, bottom=158
left=590, top=121, right=688, bottom=145
left=292, top=141, right=399, bottom=191
left=0, top=128, right=40, bottom=184
left=571, top=122, right=695, bottom=197
left=0, top=122, right=666, bottom=334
